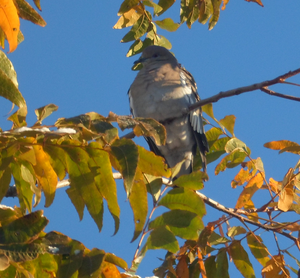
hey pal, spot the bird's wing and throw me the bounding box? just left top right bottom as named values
left=180, top=66, right=209, bottom=171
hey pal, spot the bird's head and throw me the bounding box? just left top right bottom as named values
left=134, top=46, right=177, bottom=67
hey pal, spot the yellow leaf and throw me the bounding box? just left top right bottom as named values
left=113, top=8, right=141, bottom=29
left=278, top=168, right=294, bottom=212
left=264, top=140, right=299, bottom=151
left=0, top=0, right=20, bottom=52
left=235, top=173, right=264, bottom=209
left=102, top=261, right=121, bottom=278
left=32, top=144, right=58, bottom=207
left=221, top=0, right=229, bottom=10
left=269, top=177, right=280, bottom=193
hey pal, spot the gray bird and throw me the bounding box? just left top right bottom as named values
left=128, top=46, right=209, bottom=178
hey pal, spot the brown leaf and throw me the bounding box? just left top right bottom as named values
left=176, top=255, right=189, bottom=278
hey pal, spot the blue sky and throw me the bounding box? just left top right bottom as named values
left=2, top=0, right=300, bottom=277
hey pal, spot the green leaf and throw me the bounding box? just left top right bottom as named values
left=109, top=138, right=139, bottom=196
left=35, top=104, right=58, bottom=124
left=156, top=35, right=172, bottom=49
left=138, top=146, right=170, bottom=177
left=0, top=64, right=26, bottom=109
left=225, top=138, right=248, bottom=153
left=13, top=0, right=46, bottom=26
left=0, top=211, right=48, bottom=244
left=216, top=248, right=229, bottom=278
left=157, top=0, right=175, bottom=15
left=219, top=115, right=236, bottom=136
left=205, top=127, right=223, bottom=142
left=33, top=0, right=42, bottom=11
left=118, top=0, right=140, bottom=15
left=66, top=186, right=85, bottom=221
left=0, top=50, right=18, bottom=88
left=143, top=0, right=163, bottom=15
left=105, top=253, right=128, bottom=270
left=172, top=171, right=207, bottom=190
left=78, top=248, right=105, bottom=277
left=87, top=142, right=120, bottom=235
left=199, top=0, right=213, bottom=24
left=10, top=160, right=33, bottom=212
left=126, top=38, right=153, bottom=57
left=129, top=169, right=148, bottom=242
left=227, top=226, right=247, bottom=238
left=205, top=256, right=217, bottom=278
left=158, top=187, right=206, bottom=217
left=209, top=0, right=222, bottom=30
left=65, top=147, right=104, bottom=231
left=247, top=234, right=269, bottom=267
left=230, top=240, right=255, bottom=278
left=215, top=149, right=247, bottom=175
left=149, top=209, right=204, bottom=240
left=0, top=168, right=11, bottom=203
left=121, top=12, right=151, bottom=42
left=208, top=231, right=230, bottom=246
left=155, top=18, right=180, bottom=32
left=145, top=226, right=179, bottom=253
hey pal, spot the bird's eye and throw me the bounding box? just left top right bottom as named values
left=152, top=53, right=159, bottom=58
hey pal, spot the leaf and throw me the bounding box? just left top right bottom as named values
left=0, top=0, right=20, bottom=52
left=138, top=145, right=170, bottom=177
left=245, top=0, right=264, bottom=7
left=121, top=11, right=151, bottom=43
left=176, top=255, right=189, bottom=278
left=215, top=149, right=247, bottom=175
left=204, top=256, right=217, bottom=278
left=134, top=118, right=166, bottom=146
left=215, top=248, right=229, bottom=278
left=145, top=226, right=179, bottom=253
left=227, top=226, right=247, bottom=238
left=0, top=49, right=18, bottom=87
left=155, top=18, right=180, bottom=32
left=78, top=248, right=105, bottom=277
left=126, top=37, right=153, bottom=57
left=34, top=104, right=58, bottom=124
left=13, top=0, right=46, bottom=26
left=143, top=0, right=163, bottom=15
left=157, top=0, right=175, bottom=16
left=199, top=0, right=213, bottom=24
left=101, top=261, right=121, bottom=278
left=278, top=168, right=294, bottom=212
left=219, top=115, right=235, bottom=136
left=109, top=138, right=138, bottom=196
left=10, top=160, right=33, bottom=211
left=230, top=240, right=255, bottom=278
left=262, top=255, right=288, bottom=278
left=231, top=160, right=256, bottom=188
left=172, top=171, right=206, bottom=190
left=247, top=234, right=269, bottom=267
left=209, top=0, right=222, bottom=30
left=264, top=140, right=299, bottom=152
left=104, top=253, right=128, bottom=270
left=235, top=173, right=264, bottom=209
left=65, top=146, right=104, bottom=231
left=33, top=0, right=41, bottom=11
left=87, top=142, right=120, bottom=235
left=66, top=186, right=85, bottom=221
left=118, top=0, right=139, bottom=15
left=128, top=169, right=148, bottom=242
left=0, top=210, right=48, bottom=244
left=0, top=167, right=11, bottom=203
left=114, top=8, right=142, bottom=29
left=32, top=144, right=58, bottom=207
left=156, top=34, right=172, bottom=49
left=225, top=138, right=248, bottom=153
left=149, top=209, right=203, bottom=240
left=0, top=62, right=26, bottom=109
left=158, top=187, right=206, bottom=217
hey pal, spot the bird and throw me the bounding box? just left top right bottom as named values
left=128, top=45, right=209, bottom=178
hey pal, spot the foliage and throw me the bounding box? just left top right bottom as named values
left=0, top=0, right=300, bottom=278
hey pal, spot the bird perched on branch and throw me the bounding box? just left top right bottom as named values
left=128, top=45, right=209, bottom=178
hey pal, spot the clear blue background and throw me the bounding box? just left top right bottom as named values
left=1, top=1, right=300, bottom=277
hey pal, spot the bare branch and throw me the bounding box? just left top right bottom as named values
left=260, top=87, right=300, bottom=102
